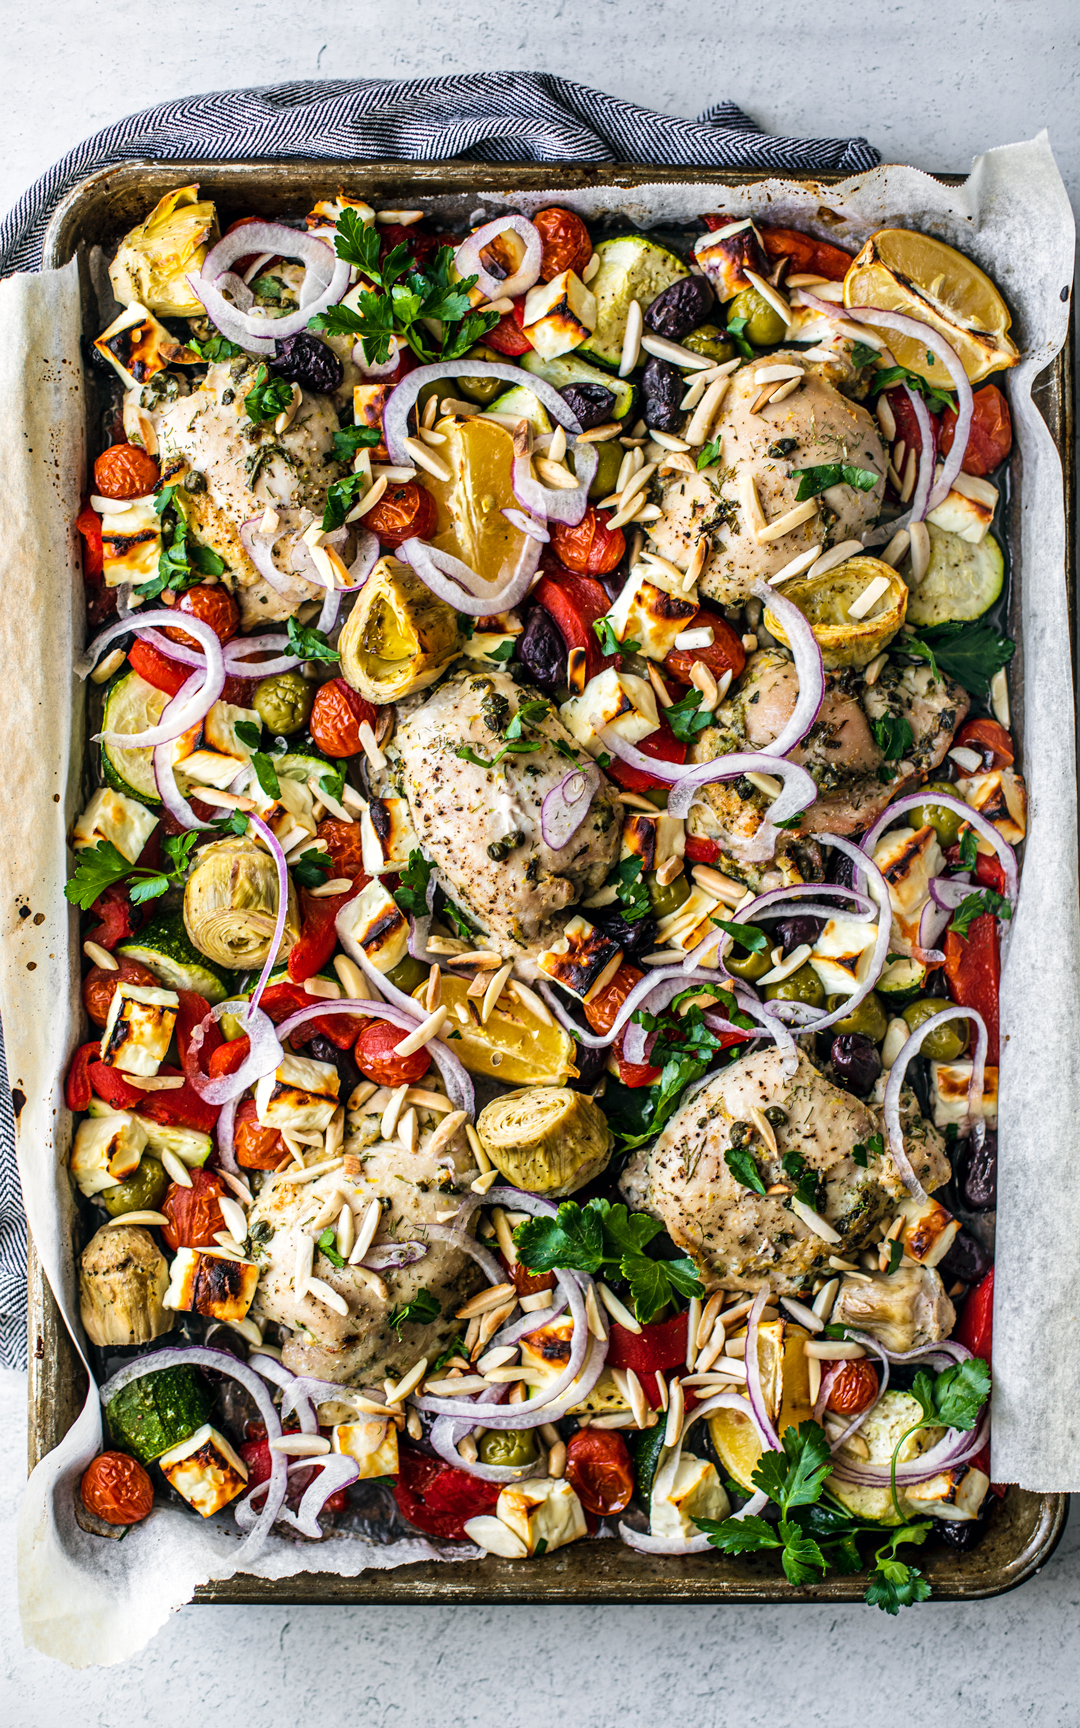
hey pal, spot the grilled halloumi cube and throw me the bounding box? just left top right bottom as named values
left=100, top=982, right=179, bottom=1076
left=926, top=472, right=998, bottom=544
left=332, top=1419, right=400, bottom=1480
left=233, top=763, right=318, bottom=844
left=204, top=699, right=261, bottom=761
left=621, top=811, right=685, bottom=876
left=174, top=747, right=248, bottom=790
left=69, top=1111, right=147, bottom=1196
left=308, top=194, right=376, bottom=236
left=255, top=1052, right=341, bottom=1133
left=496, top=1477, right=587, bottom=1554
left=692, top=218, right=769, bottom=300
left=650, top=1453, right=730, bottom=1542
left=158, top=1423, right=248, bottom=1517
left=164, top=1247, right=260, bottom=1321
left=954, top=767, right=1026, bottom=845
left=872, top=822, right=943, bottom=953
left=537, top=915, right=623, bottom=1003
left=560, top=667, right=659, bottom=757
left=895, top=1194, right=961, bottom=1267
left=522, top=270, right=597, bottom=360
left=655, top=884, right=720, bottom=952
left=336, top=879, right=410, bottom=974
left=360, top=796, right=419, bottom=876
left=93, top=302, right=196, bottom=389
left=809, top=918, right=881, bottom=997
left=352, top=382, right=392, bottom=459
left=88, top=1098, right=213, bottom=1167
left=73, top=786, right=159, bottom=864
left=100, top=496, right=162, bottom=589
left=929, top=1061, right=999, bottom=1134
left=604, top=567, right=699, bottom=662
left=903, top=1464, right=990, bottom=1521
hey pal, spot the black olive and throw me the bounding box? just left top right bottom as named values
left=590, top=909, right=658, bottom=962
left=936, top=1504, right=991, bottom=1549
left=767, top=438, right=798, bottom=459
left=518, top=605, right=566, bottom=693
left=641, top=356, right=684, bottom=434
left=953, top=1130, right=997, bottom=1213
left=831, top=1033, right=882, bottom=1096
left=939, top=1228, right=993, bottom=1286
left=269, top=332, right=344, bottom=396
left=644, top=276, right=715, bottom=341
left=774, top=915, right=824, bottom=952
left=560, top=381, right=616, bottom=429
left=306, top=1033, right=361, bottom=1102
left=824, top=842, right=859, bottom=891
left=569, top=1041, right=608, bottom=1092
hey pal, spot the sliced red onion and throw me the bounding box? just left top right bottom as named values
left=277, top=1454, right=360, bottom=1537
left=824, top=1335, right=891, bottom=1454
left=275, top=996, right=475, bottom=1119
left=901, top=383, right=935, bottom=523
left=92, top=616, right=225, bottom=749
left=491, top=1292, right=570, bottom=1350
left=188, top=221, right=350, bottom=351
left=383, top=360, right=582, bottom=468
left=743, top=1286, right=783, bottom=1453
left=511, top=441, right=598, bottom=527
left=481, top=1188, right=559, bottom=1218
left=186, top=998, right=283, bottom=1104
left=428, top=1385, right=544, bottom=1485
left=537, top=965, right=731, bottom=1051
left=597, top=729, right=818, bottom=828
left=245, top=813, right=290, bottom=1015
left=502, top=507, right=550, bottom=543
left=424, top=1222, right=505, bottom=1286
left=250, top=1353, right=318, bottom=1433
left=917, top=897, right=951, bottom=957
left=540, top=765, right=602, bottom=851
left=846, top=1333, right=972, bottom=1369
left=750, top=579, right=827, bottom=757
left=861, top=793, right=1017, bottom=911
left=225, top=632, right=301, bottom=680
left=216, top=1096, right=239, bottom=1172
left=883, top=1005, right=987, bottom=1202
left=152, top=671, right=213, bottom=832
left=829, top=1406, right=990, bottom=1488
left=813, top=1361, right=845, bottom=1425
left=454, top=215, right=543, bottom=301
left=239, top=518, right=307, bottom=599
left=363, top=1240, right=429, bottom=1271
left=398, top=532, right=543, bottom=616
left=929, top=873, right=973, bottom=910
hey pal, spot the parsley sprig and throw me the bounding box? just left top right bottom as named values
left=887, top=1360, right=991, bottom=1521
left=513, top=1198, right=704, bottom=1325
left=665, top=686, right=712, bottom=745
left=696, top=435, right=723, bottom=471
left=393, top=849, right=434, bottom=918
left=286, top=617, right=340, bottom=664
left=866, top=363, right=956, bottom=417
left=389, top=1289, right=441, bottom=1334
left=65, top=832, right=199, bottom=911
left=140, top=486, right=225, bottom=600
left=902, top=622, right=1015, bottom=699
left=592, top=617, right=641, bottom=659
left=950, top=888, right=1012, bottom=940
left=244, top=364, right=296, bottom=426
left=791, top=462, right=881, bottom=502
left=455, top=697, right=550, bottom=769
left=871, top=712, right=915, bottom=762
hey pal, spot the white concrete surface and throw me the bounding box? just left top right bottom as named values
left=2, top=3, right=1078, bottom=1718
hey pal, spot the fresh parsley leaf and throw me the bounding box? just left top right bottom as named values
left=695, top=1513, right=782, bottom=1554
left=664, top=1257, right=708, bottom=1301
left=388, top=1289, right=441, bottom=1334
left=333, top=207, right=382, bottom=279
left=866, top=363, right=956, bottom=417
left=188, top=542, right=226, bottom=576
left=185, top=332, right=243, bottom=363
left=244, top=363, right=295, bottom=426
left=126, top=874, right=171, bottom=907
left=782, top=1148, right=821, bottom=1209
left=153, top=485, right=177, bottom=518
left=621, top=1255, right=674, bottom=1327
left=514, top=1202, right=605, bottom=1276
left=316, top=1228, right=345, bottom=1270
left=593, top=1199, right=663, bottom=1258
left=871, top=712, right=915, bottom=761
left=886, top=1237, right=904, bottom=1275
left=250, top=752, right=282, bottom=799
left=332, top=424, right=383, bottom=464
left=958, top=826, right=979, bottom=871
left=592, top=616, right=641, bottom=658
left=778, top=1522, right=828, bottom=1586
left=212, top=809, right=250, bottom=837
left=442, top=899, right=480, bottom=942
left=162, top=832, right=199, bottom=875
left=393, top=849, right=434, bottom=918
left=612, top=855, right=652, bottom=923
left=441, top=308, right=500, bottom=360
left=455, top=740, right=540, bottom=769
left=513, top=1196, right=702, bottom=1323
left=849, top=341, right=881, bottom=370
left=321, top=471, right=373, bottom=531
left=725, top=316, right=753, bottom=359
left=483, top=638, right=516, bottom=663
left=790, top=462, right=881, bottom=501
left=904, top=622, right=1015, bottom=698
left=64, top=831, right=198, bottom=912
left=234, top=719, right=263, bottom=751
left=286, top=616, right=340, bottom=664
left=926, top=1357, right=992, bottom=1431
left=724, top=1146, right=767, bottom=1195
left=696, top=435, right=723, bottom=470
left=865, top=1557, right=932, bottom=1614
left=851, top=1143, right=868, bottom=1168
left=752, top=1421, right=833, bottom=1514
left=711, top=917, right=768, bottom=953
left=292, top=849, right=334, bottom=889
left=665, top=686, right=712, bottom=745
left=949, top=888, right=1011, bottom=940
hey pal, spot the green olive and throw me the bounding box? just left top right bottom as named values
left=827, top=991, right=888, bottom=1042
left=219, top=1012, right=248, bottom=1041
left=253, top=670, right=314, bottom=736
left=682, top=323, right=735, bottom=365
left=646, top=871, right=691, bottom=920
left=588, top=437, right=625, bottom=501
left=907, top=782, right=965, bottom=848
left=725, top=943, right=771, bottom=981
left=642, top=788, right=669, bottom=811
left=101, top=1155, right=169, bottom=1219
left=386, top=955, right=428, bottom=996
left=454, top=345, right=506, bottom=406
left=478, top=1427, right=539, bottom=1468
left=902, top=997, right=970, bottom=1061
left=764, top=962, right=825, bottom=1007
left=728, top=288, right=786, bottom=348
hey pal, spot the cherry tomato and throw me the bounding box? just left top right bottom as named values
left=309, top=678, right=379, bottom=757
left=93, top=443, right=161, bottom=501
left=75, top=503, right=104, bottom=578
left=355, top=1018, right=431, bottom=1087
left=533, top=207, right=593, bottom=281
left=886, top=384, right=939, bottom=468
left=81, top=1451, right=154, bottom=1526
left=605, top=718, right=686, bottom=795
left=379, top=223, right=439, bottom=268
left=565, top=1428, right=634, bottom=1515
left=82, top=956, right=158, bottom=1028
left=550, top=507, right=625, bottom=576
left=955, top=716, right=1014, bottom=769
left=394, top=1446, right=500, bottom=1539
left=65, top=1042, right=99, bottom=1112
left=163, top=583, right=241, bottom=650
left=365, top=481, right=438, bottom=549
left=607, top=1313, right=690, bottom=1407
left=825, top=1358, right=879, bottom=1416
left=86, top=883, right=134, bottom=951
left=663, top=607, right=746, bottom=687
left=160, top=1168, right=227, bottom=1251
left=315, top=818, right=370, bottom=881
left=583, top=964, right=662, bottom=1088
left=484, top=298, right=533, bottom=357
left=234, top=1097, right=289, bottom=1169
left=940, top=384, right=1013, bottom=477
left=684, top=835, right=723, bottom=867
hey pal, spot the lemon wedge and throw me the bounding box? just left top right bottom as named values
left=843, top=230, right=1019, bottom=387
left=412, top=971, right=577, bottom=1086
left=424, top=414, right=525, bottom=596
left=707, top=1321, right=813, bottom=1492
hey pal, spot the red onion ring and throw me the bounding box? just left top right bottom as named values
left=245, top=814, right=291, bottom=1015
left=274, top=997, right=475, bottom=1119
left=277, top=1453, right=360, bottom=1537
left=186, top=998, right=283, bottom=1105
left=188, top=221, right=351, bottom=351
left=239, top=518, right=308, bottom=599
left=829, top=1405, right=990, bottom=1488
left=454, top=215, right=542, bottom=301
left=501, top=507, right=550, bottom=543
left=80, top=611, right=226, bottom=746
left=429, top=1387, right=546, bottom=1485
left=397, top=531, right=543, bottom=616
left=537, top=965, right=732, bottom=1052
left=917, top=896, right=951, bottom=958
left=883, top=1005, right=987, bottom=1202
left=216, top=1095, right=239, bottom=1173
left=901, top=383, right=935, bottom=523
left=597, top=728, right=818, bottom=828
left=743, top=1286, right=783, bottom=1453
left=861, top=793, right=1017, bottom=910
left=424, top=1221, right=505, bottom=1285
left=540, top=765, right=602, bottom=851
left=929, top=874, right=973, bottom=911
left=749, top=579, right=827, bottom=757
left=152, top=671, right=214, bottom=832
left=382, top=360, right=582, bottom=468
left=224, top=633, right=301, bottom=679
left=822, top=1334, right=891, bottom=1454
left=511, top=441, right=598, bottom=527
left=251, top=1353, right=318, bottom=1433
left=354, top=334, right=403, bottom=378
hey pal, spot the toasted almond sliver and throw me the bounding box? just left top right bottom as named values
left=755, top=498, right=819, bottom=544
left=402, top=437, right=452, bottom=482
left=481, top=961, right=513, bottom=1025
left=394, top=1005, right=448, bottom=1057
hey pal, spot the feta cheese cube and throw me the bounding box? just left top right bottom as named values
left=336, top=879, right=410, bottom=974
left=522, top=270, right=597, bottom=360
left=158, top=1422, right=249, bottom=1517
left=69, top=1111, right=147, bottom=1196
left=100, top=495, right=162, bottom=588
left=895, top=1194, right=961, bottom=1267
left=164, top=1246, right=259, bottom=1320
left=621, top=811, right=685, bottom=876
left=496, top=1477, right=587, bottom=1553
left=604, top=566, right=699, bottom=661
left=332, top=1419, right=400, bottom=1480
left=100, top=981, right=179, bottom=1076
left=809, top=918, right=881, bottom=997
left=255, top=1052, right=341, bottom=1133
left=204, top=699, right=261, bottom=761
left=73, top=786, right=159, bottom=864
left=537, top=915, right=623, bottom=1003
left=560, top=666, right=659, bottom=757
left=93, top=302, right=194, bottom=389
left=929, top=1061, right=998, bottom=1134
left=175, top=748, right=248, bottom=790
left=360, top=796, right=420, bottom=876
left=650, top=1453, right=730, bottom=1542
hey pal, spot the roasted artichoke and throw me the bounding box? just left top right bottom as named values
left=79, top=1224, right=174, bottom=1348
left=830, top=1265, right=956, bottom=1354
left=183, top=834, right=300, bottom=972
left=338, top=557, right=464, bottom=704
left=109, top=185, right=219, bottom=318
left=476, top=1086, right=613, bottom=1195
left=764, top=556, right=907, bottom=670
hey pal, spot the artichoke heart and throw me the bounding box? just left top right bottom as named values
left=476, top=1086, right=613, bottom=1196
left=183, top=834, right=300, bottom=972
left=79, top=1224, right=174, bottom=1348
left=109, top=184, right=219, bottom=317
left=338, top=556, right=464, bottom=704
left=764, top=557, right=907, bottom=670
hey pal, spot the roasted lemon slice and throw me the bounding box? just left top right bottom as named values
left=707, top=1321, right=813, bottom=1493
left=412, top=971, right=577, bottom=1086
left=425, top=414, right=525, bottom=594
left=843, top=229, right=1019, bottom=387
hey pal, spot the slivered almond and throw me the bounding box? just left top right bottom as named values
left=535, top=457, right=579, bottom=491
left=402, top=437, right=452, bottom=482
left=755, top=497, right=819, bottom=544
left=647, top=663, right=673, bottom=709
left=481, top=961, right=513, bottom=1024
left=394, top=1006, right=448, bottom=1056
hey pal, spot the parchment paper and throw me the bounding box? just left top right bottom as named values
left=4, top=135, right=1074, bottom=1666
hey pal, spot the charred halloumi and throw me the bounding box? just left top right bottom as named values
left=809, top=918, right=881, bottom=997
left=692, top=219, right=769, bottom=300
left=332, top=1419, right=400, bottom=1479
left=650, top=1453, right=730, bottom=1542
left=100, top=496, right=162, bottom=589
left=537, top=915, right=623, bottom=1003
left=621, top=810, right=685, bottom=876
left=895, top=1194, right=962, bottom=1267
left=903, top=1464, right=990, bottom=1521
left=496, top=1478, right=587, bottom=1554
left=93, top=302, right=197, bottom=389
left=522, top=270, right=597, bottom=360
left=954, top=767, right=1026, bottom=845
left=73, top=786, right=159, bottom=864
left=255, top=1053, right=341, bottom=1133
left=604, top=566, right=699, bottom=661
left=655, top=885, right=720, bottom=953
left=165, top=1247, right=260, bottom=1320
left=926, top=472, right=998, bottom=544
left=69, top=1111, right=147, bottom=1196
left=158, top=1423, right=249, bottom=1517
left=360, top=796, right=419, bottom=876
left=929, top=1061, right=999, bottom=1133
left=100, top=982, right=179, bottom=1076
left=560, top=666, right=660, bottom=756
left=336, top=879, right=411, bottom=974
left=204, top=699, right=261, bottom=761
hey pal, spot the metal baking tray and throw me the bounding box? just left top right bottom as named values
left=29, top=157, right=1073, bottom=1606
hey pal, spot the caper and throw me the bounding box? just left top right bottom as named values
left=681, top=323, right=735, bottom=365
left=729, top=1119, right=751, bottom=1146
left=252, top=670, right=314, bottom=736
left=478, top=1428, right=539, bottom=1468
left=183, top=469, right=207, bottom=494
left=386, top=955, right=428, bottom=996
left=728, top=287, right=786, bottom=348
left=100, top=1155, right=169, bottom=1218
left=764, top=1106, right=788, bottom=1128
left=763, top=962, right=825, bottom=1007
left=487, top=831, right=523, bottom=862
left=725, top=943, right=771, bottom=981
left=902, top=998, right=970, bottom=1061
left=646, top=871, right=691, bottom=920
left=907, top=782, right=965, bottom=848
left=826, top=990, right=888, bottom=1043
left=588, top=437, right=625, bottom=501
left=454, top=346, right=506, bottom=406
left=221, top=387, right=235, bottom=406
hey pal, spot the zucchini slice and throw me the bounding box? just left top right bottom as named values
left=488, top=384, right=553, bottom=435
left=100, top=670, right=169, bottom=805
left=106, top=1364, right=212, bottom=1463
left=578, top=235, right=689, bottom=370
left=520, top=351, right=637, bottom=420
left=876, top=957, right=929, bottom=1002
left=904, top=524, right=1004, bottom=626
left=118, top=912, right=230, bottom=1003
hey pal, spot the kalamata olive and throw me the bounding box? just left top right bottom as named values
left=641, top=356, right=684, bottom=433
left=569, top=1041, right=609, bottom=1092
left=774, top=915, right=824, bottom=952
left=269, top=332, right=344, bottom=396
left=939, top=1227, right=993, bottom=1286
left=824, top=843, right=858, bottom=890
left=937, top=1505, right=990, bottom=1549
left=590, top=909, right=659, bottom=962
left=953, top=1130, right=998, bottom=1213
left=560, top=382, right=616, bottom=430
left=519, top=604, right=566, bottom=692
left=644, top=275, right=715, bottom=341
left=306, top=1033, right=361, bottom=1102
left=831, top=1033, right=882, bottom=1096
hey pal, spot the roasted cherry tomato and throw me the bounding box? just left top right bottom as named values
left=163, top=583, right=241, bottom=650
left=940, top=384, right=1013, bottom=477
left=75, top=503, right=104, bottom=578
left=533, top=207, right=593, bottom=281
left=93, top=443, right=161, bottom=501
left=160, top=1168, right=227, bottom=1251
left=565, top=1428, right=634, bottom=1516
left=607, top=1312, right=690, bottom=1406
left=663, top=607, right=746, bottom=687
left=315, top=818, right=370, bottom=881
left=87, top=882, right=134, bottom=951
left=82, top=956, right=159, bottom=1028
left=394, top=1446, right=500, bottom=1539
left=365, top=481, right=438, bottom=549
left=684, top=835, right=723, bottom=867
left=65, top=1042, right=99, bottom=1112
left=825, top=1358, right=880, bottom=1416
left=355, top=1017, right=431, bottom=1087
left=234, top=1097, right=289, bottom=1169
left=127, top=636, right=189, bottom=697
left=309, top=678, right=379, bottom=757
left=584, top=964, right=662, bottom=1088
left=532, top=565, right=614, bottom=683
left=81, top=1451, right=154, bottom=1525
left=955, top=716, right=1014, bottom=769
left=287, top=880, right=364, bottom=983
left=484, top=297, right=532, bottom=356
left=605, top=719, right=687, bottom=795
left=550, top=506, right=625, bottom=576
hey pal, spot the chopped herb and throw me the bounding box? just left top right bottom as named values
left=185, top=333, right=243, bottom=363
left=292, top=849, right=334, bottom=889
left=950, top=888, right=1012, bottom=940
left=612, top=855, right=652, bottom=923
left=725, top=316, right=753, bottom=360
left=393, top=850, right=435, bottom=918
left=886, top=1237, right=904, bottom=1275
left=866, top=364, right=956, bottom=417
left=782, top=1147, right=821, bottom=1210
left=233, top=720, right=263, bottom=751
left=64, top=831, right=199, bottom=911
left=725, top=1145, right=767, bottom=1195
left=957, top=827, right=979, bottom=871
left=710, top=917, right=768, bottom=953
left=849, top=342, right=882, bottom=370
left=321, top=471, right=373, bottom=531
left=790, top=462, right=881, bottom=501
left=871, top=713, right=915, bottom=761
left=513, top=1196, right=703, bottom=1325
left=250, top=752, right=281, bottom=800
left=332, top=424, right=383, bottom=464
left=903, top=622, right=1015, bottom=699
left=850, top=1131, right=884, bottom=1170
left=316, top=1228, right=345, bottom=1270
left=286, top=616, right=340, bottom=664
left=665, top=686, right=712, bottom=745
left=212, top=809, right=250, bottom=837
left=592, top=616, right=641, bottom=658
left=243, top=363, right=296, bottom=426
left=483, top=638, right=516, bottom=663
left=388, top=1289, right=441, bottom=1333
left=696, top=435, right=724, bottom=470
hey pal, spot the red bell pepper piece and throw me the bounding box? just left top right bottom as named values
left=175, top=989, right=221, bottom=1073
left=75, top=504, right=104, bottom=577
left=87, top=883, right=134, bottom=951
left=65, top=1042, right=99, bottom=1112
left=953, top=1267, right=1004, bottom=1495
left=483, top=296, right=532, bottom=357
left=208, top=1036, right=251, bottom=1078
left=393, top=1447, right=500, bottom=1539
left=684, top=835, right=723, bottom=867
left=259, top=978, right=366, bottom=1051
left=532, top=566, right=615, bottom=683
left=605, top=719, right=687, bottom=794
left=89, top=1060, right=219, bottom=1131
left=287, top=881, right=363, bottom=983
left=698, top=216, right=853, bottom=282
left=607, top=1313, right=696, bottom=1408
left=944, top=913, right=1000, bottom=1065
